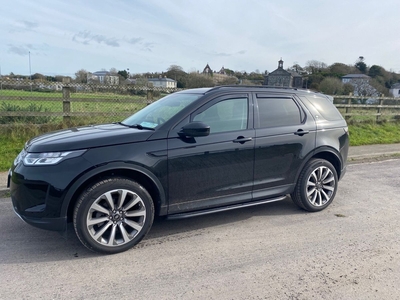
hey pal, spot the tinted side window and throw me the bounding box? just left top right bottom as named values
left=301, top=95, right=343, bottom=121
left=193, top=98, right=248, bottom=134
left=257, top=98, right=302, bottom=128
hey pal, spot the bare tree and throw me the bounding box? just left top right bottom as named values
left=167, top=65, right=184, bottom=72
left=109, top=68, right=118, bottom=75
left=288, top=63, right=305, bottom=74
left=166, top=65, right=187, bottom=88
left=135, top=77, right=148, bottom=86
left=305, top=60, right=327, bottom=74
left=75, top=69, right=88, bottom=83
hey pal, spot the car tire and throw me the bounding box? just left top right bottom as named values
left=291, top=159, right=338, bottom=212
left=73, top=177, right=154, bottom=254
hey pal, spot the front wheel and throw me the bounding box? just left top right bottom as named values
left=73, top=178, right=154, bottom=254
left=291, top=159, right=338, bottom=212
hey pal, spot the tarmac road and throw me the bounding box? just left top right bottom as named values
left=1, top=159, right=400, bottom=299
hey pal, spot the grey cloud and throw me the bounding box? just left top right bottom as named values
left=142, top=42, right=155, bottom=52
left=21, top=21, right=39, bottom=29
left=8, top=44, right=30, bottom=56
left=73, top=31, right=120, bottom=47
left=216, top=52, right=231, bottom=57
left=127, top=37, right=143, bottom=44
left=213, top=50, right=246, bottom=57
left=9, top=20, right=39, bottom=33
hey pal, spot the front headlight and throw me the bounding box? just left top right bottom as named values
left=23, top=150, right=87, bottom=166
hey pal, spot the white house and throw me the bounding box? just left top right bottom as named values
left=87, top=71, right=119, bottom=85
left=341, top=74, right=378, bottom=97
left=147, top=77, right=177, bottom=88
left=389, top=83, right=400, bottom=98
left=341, top=74, right=370, bottom=84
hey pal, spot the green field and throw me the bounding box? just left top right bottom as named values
left=0, top=89, right=154, bottom=112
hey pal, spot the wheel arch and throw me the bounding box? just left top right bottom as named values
left=61, top=163, right=167, bottom=223
left=293, top=146, right=343, bottom=188
left=310, top=146, right=343, bottom=179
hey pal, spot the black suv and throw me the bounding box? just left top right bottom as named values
left=9, top=86, right=349, bottom=254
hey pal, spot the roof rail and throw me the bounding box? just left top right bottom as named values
left=205, top=85, right=309, bottom=93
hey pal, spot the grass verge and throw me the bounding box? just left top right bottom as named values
left=348, top=122, right=400, bottom=146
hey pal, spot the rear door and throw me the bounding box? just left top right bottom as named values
left=253, top=93, right=316, bottom=199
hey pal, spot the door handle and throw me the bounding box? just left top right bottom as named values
left=294, top=129, right=309, bottom=136
left=233, top=137, right=253, bottom=144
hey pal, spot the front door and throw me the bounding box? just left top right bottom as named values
left=167, top=94, right=255, bottom=213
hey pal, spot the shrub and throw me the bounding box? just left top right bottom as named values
left=0, top=102, right=56, bottom=124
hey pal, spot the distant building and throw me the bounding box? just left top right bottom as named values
left=87, top=71, right=119, bottom=85
left=203, top=64, right=213, bottom=75
left=341, top=74, right=370, bottom=84
left=389, top=83, right=400, bottom=98
left=148, top=77, right=177, bottom=88
left=341, top=74, right=378, bottom=96
left=263, top=59, right=302, bottom=88
left=202, top=64, right=237, bottom=84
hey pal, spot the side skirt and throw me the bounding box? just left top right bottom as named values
left=167, top=195, right=287, bottom=220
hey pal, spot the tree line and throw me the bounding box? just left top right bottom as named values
left=3, top=57, right=399, bottom=96
left=290, top=57, right=400, bottom=96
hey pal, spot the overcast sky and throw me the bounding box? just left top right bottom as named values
left=1, top=0, right=399, bottom=77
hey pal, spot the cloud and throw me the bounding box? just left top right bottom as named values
left=72, top=31, right=120, bottom=47
left=8, top=44, right=30, bottom=56
left=9, top=20, right=39, bottom=33
left=21, top=21, right=39, bottom=29
left=141, top=42, right=155, bottom=52
left=212, top=50, right=247, bottom=57
left=215, top=52, right=231, bottom=57
left=127, top=37, right=143, bottom=45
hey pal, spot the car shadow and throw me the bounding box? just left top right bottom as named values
left=0, top=196, right=306, bottom=264
left=145, top=196, right=301, bottom=240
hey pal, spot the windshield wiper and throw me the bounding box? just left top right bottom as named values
left=130, top=124, right=155, bottom=130
left=116, top=122, right=155, bottom=131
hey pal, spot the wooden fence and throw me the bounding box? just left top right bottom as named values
left=1, top=80, right=400, bottom=125
left=333, top=95, right=400, bottom=122
left=0, top=81, right=179, bottom=125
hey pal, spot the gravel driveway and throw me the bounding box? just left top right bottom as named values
left=1, top=159, right=399, bottom=299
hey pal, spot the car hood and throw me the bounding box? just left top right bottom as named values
left=25, top=123, right=155, bottom=152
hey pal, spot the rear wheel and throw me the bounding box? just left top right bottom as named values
left=291, top=159, right=338, bottom=212
left=73, top=178, right=154, bottom=254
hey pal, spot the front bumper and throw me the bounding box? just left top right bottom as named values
left=9, top=161, right=81, bottom=232
left=12, top=204, right=67, bottom=231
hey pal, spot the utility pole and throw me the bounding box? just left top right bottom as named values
left=29, top=51, right=32, bottom=91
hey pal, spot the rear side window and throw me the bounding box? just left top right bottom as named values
left=256, top=98, right=302, bottom=128
left=301, top=95, right=343, bottom=121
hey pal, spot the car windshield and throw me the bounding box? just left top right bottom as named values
left=121, top=92, right=202, bottom=129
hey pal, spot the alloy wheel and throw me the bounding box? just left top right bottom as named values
left=306, top=166, right=336, bottom=207
left=86, top=189, right=146, bottom=247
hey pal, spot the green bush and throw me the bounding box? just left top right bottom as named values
left=0, top=102, right=56, bottom=124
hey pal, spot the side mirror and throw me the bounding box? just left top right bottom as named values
left=178, top=122, right=210, bottom=138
